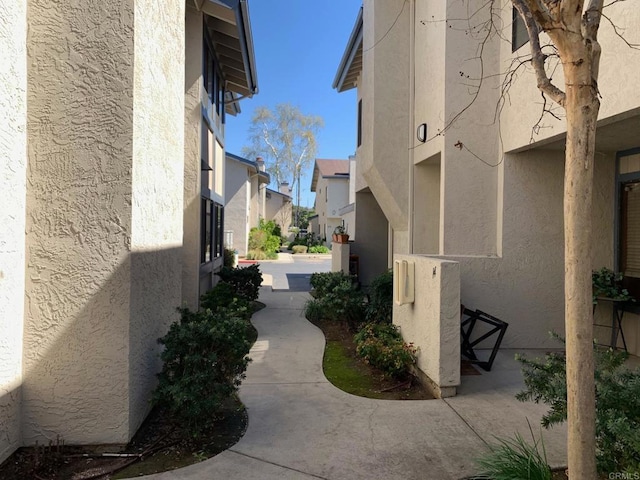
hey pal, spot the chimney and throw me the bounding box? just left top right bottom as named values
left=279, top=181, right=290, bottom=195
left=256, top=156, right=265, bottom=172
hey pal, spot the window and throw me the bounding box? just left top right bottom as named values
left=357, top=99, right=362, bottom=147
left=201, top=198, right=212, bottom=263
left=512, top=7, right=528, bottom=52
left=202, top=27, right=225, bottom=123
left=618, top=151, right=640, bottom=299
left=201, top=199, right=224, bottom=263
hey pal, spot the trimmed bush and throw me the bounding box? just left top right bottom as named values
left=292, top=245, right=308, bottom=254
left=216, top=264, right=263, bottom=302
left=153, top=307, right=252, bottom=435
left=310, top=271, right=353, bottom=298
left=309, top=245, right=330, bottom=254
left=306, top=272, right=365, bottom=330
left=366, top=269, right=393, bottom=324
left=200, top=281, right=250, bottom=317
left=354, top=323, right=416, bottom=378
left=223, top=247, right=236, bottom=268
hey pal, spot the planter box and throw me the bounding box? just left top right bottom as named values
left=332, top=234, right=349, bottom=244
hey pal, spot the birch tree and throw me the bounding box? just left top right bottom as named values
left=510, top=0, right=603, bottom=477
left=243, top=103, right=323, bottom=227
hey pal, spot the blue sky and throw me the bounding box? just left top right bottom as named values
left=224, top=0, right=363, bottom=208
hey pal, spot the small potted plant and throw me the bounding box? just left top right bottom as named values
left=592, top=267, right=634, bottom=304
left=332, top=225, right=349, bottom=244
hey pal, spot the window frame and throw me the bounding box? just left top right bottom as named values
left=511, top=7, right=529, bottom=52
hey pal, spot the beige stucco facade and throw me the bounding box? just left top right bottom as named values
left=311, top=160, right=350, bottom=244
left=335, top=0, right=640, bottom=387
left=265, top=188, right=293, bottom=234
left=0, top=0, right=258, bottom=463
left=0, top=0, right=27, bottom=460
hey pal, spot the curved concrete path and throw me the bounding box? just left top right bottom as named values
left=137, top=267, right=566, bottom=479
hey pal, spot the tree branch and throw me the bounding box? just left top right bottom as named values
left=513, top=0, right=566, bottom=107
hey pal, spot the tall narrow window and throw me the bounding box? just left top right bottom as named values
left=620, top=181, right=640, bottom=297
left=357, top=99, right=362, bottom=147
left=512, top=8, right=528, bottom=52
left=201, top=199, right=213, bottom=263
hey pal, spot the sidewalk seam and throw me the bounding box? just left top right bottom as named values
left=442, top=398, right=490, bottom=447
left=226, top=450, right=331, bottom=479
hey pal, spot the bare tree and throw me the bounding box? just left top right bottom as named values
left=243, top=103, right=323, bottom=227
left=510, top=1, right=603, bottom=477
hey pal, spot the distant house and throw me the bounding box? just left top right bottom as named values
left=225, top=153, right=270, bottom=257
left=310, top=159, right=350, bottom=244
left=266, top=184, right=293, bottom=234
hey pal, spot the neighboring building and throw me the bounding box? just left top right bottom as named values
left=225, top=153, right=270, bottom=256
left=309, top=214, right=320, bottom=238
left=334, top=1, right=640, bottom=393
left=310, top=159, right=350, bottom=244
left=337, top=155, right=357, bottom=241
left=266, top=184, right=293, bottom=234
left=0, top=0, right=257, bottom=463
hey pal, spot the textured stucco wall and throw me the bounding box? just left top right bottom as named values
left=24, top=0, right=184, bottom=446
left=393, top=255, right=460, bottom=397
left=499, top=0, right=640, bottom=151
left=325, top=177, right=349, bottom=218
left=182, top=6, right=203, bottom=310
left=265, top=192, right=292, bottom=233
left=129, top=0, right=184, bottom=436
left=225, top=158, right=250, bottom=256
left=361, top=0, right=410, bottom=231
left=0, top=0, right=26, bottom=462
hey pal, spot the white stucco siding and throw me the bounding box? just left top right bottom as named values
left=499, top=0, right=640, bottom=152
left=129, top=0, right=185, bottom=437
left=23, top=0, right=184, bottom=446
left=326, top=178, right=349, bottom=218
left=182, top=7, right=204, bottom=310
left=362, top=0, right=410, bottom=231
left=225, top=159, right=250, bottom=256
left=0, top=0, right=26, bottom=462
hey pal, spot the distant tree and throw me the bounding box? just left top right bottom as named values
left=295, top=206, right=315, bottom=230
left=243, top=103, right=323, bottom=227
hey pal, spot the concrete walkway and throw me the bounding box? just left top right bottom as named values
left=137, top=259, right=567, bottom=480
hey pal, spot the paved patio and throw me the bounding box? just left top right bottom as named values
left=137, top=255, right=567, bottom=480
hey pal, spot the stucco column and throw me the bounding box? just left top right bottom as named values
left=332, top=242, right=351, bottom=274
left=24, top=0, right=184, bottom=446
left=0, top=0, right=27, bottom=462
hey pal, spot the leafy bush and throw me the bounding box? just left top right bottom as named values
left=310, top=272, right=353, bottom=298
left=475, top=428, right=552, bottom=480
left=354, top=323, right=416, bottom=378
left=366, top=269, right=393, bottom=324
left=153, top=307, right=252, bottom=435
left=248, top=219, right=281, bottom=257
left=309, top=245, right=330, bottom=254
left=292, top=245, right=308, bottom=254
left=216, top=264, right=263, bottom=302
left=306, top=272, right=365, bottom=329
left=246, top=249, right=278, bottom=260
left=517, top=335, right=640, bottom=473
left=200, top=281, right=250, bottom=317
left=223, top=248, right=236, bottom=268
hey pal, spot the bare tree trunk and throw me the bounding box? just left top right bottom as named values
left=563, top=49, right=598, bottom=479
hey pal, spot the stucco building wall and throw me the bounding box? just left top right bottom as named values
left=225, top=159, right=251, bottom=256
left=0, top=0, right=26, bottom=462
left=265, top=190, right=292, bottom=233
left=182, top=6, right=204, bottom=310
left=23, top=0, right=184, bottom=446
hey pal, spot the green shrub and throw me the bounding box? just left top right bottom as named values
left=475, top=428, right=552, bottom=480
left=292, top=245, right=308, bottom=254
left=287, top=239, right=306, bottom=250
left=200, top=281, right=250, bottom=317
left=354, top=323, right=416, bottom=378
left=153, top=307, right=252, bottom=435
left=223, top=248, right=236, bottom=268
left=309, top=245, right=330, bottom=254
left=216, top=264, right=263, bottom=302
left=517, top=335, right=640, bottom=473
left=366, top=269, right=393, bottom=324
left=246, top=249, right=278, bottom=260
left=310, top=271, right=353, bottom=298
left=248, top=219, right=281, bottom=256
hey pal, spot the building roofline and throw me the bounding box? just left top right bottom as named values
left=332, top=7, right=363, bottom=92
left=226, top=152, right=271, bottom=183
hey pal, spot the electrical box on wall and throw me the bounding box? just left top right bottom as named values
left=394, top=259, right=415, bottom=305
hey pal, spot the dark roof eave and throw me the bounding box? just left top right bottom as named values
left=332, top=7, right=363, bottom=92
left=237, top=0, right=258, bottom=96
